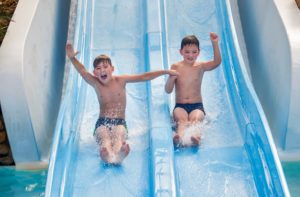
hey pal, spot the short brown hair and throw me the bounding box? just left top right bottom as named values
left=181, top=35, right=200, bottom=50
left=93, top=54, right=112, bottom=68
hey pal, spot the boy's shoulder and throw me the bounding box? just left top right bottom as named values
left=112, top=75, right=128, bottom=84
left=171, top=61, right=183, bottom=69
left=172, top=61, right=203, bottom=69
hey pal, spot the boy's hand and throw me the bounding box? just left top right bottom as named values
left=210, top=32, right=219, bottom=42
left=66, top=42, right=79, bottom=59
left=168, top=69, right=178, bottom=76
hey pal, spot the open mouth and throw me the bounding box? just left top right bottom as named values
left=100, top=73, right=107, bottom=80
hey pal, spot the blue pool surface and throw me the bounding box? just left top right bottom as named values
left=282, top=161, right=300, bottom=196
left=0, top=167, right=46, bottom=197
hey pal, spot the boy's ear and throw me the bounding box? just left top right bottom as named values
left=179, top=49, right=183, bottom=56
left=111, top=65, right=115, bottom=72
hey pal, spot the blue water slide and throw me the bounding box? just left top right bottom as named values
left=45, top=0, right=289, bottom=196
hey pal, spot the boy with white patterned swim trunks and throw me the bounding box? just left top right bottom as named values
left=66, top=43, right=178, bottom=164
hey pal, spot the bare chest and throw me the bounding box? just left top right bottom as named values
left=177, top=67, right=203, bottom=85
left=95, top=82, right=126, bottom=105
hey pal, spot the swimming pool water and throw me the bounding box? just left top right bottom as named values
left=0, top=167, right=46, bottom=197
left=0, top=162, right=299, bottom=196
left=282, top=161, right=300, bottom=196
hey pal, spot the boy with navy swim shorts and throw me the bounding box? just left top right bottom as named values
left=165, top=33, right=221, bottom=147
left=66, top=43, right=178, bottom=164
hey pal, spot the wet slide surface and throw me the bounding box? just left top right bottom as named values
left=46, top=0, right=288, bottom=196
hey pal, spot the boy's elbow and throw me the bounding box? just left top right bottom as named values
left=165, top=87, right=172, bottom=94
left=215, top=57, right=221, bottom=67
left=81, top=71, right=89, bottom=79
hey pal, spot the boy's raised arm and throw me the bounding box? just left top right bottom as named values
left=66, top=42, right=97, bottom=86
left=202, top=32, right=222, bottom=71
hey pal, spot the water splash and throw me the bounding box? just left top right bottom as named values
left=180, top=118, right=210, bottom=146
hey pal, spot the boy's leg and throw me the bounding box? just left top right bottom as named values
left=111, top=125, right=129, bottom=164
left=95, top=126, right=113, bottom=163
left=188, top=109, right=205, bottom=123
left=173, top=108, right=189, bottom=146
left=188, top=109, right=205, bottom=146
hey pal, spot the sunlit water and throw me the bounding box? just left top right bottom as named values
left=0, top=167, right=47, bottom=197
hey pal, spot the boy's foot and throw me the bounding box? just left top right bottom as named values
left=120, top=143, right=130, bottom=156
left=173, top=134, right=183, bottom=148
left=114, top=143, right=130, bottom=164
left=191, top=136, right=201, bottom=147
left=100, top=147, right=110, bottom=163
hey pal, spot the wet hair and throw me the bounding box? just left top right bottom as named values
left=93, top=54, right=112, bottom=68
left=180, top=35, right=200, bottom=50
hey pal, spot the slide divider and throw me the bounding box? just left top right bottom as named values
left=145, top=0, right=177, bottom=196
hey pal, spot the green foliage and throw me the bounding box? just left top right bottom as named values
left=0, top=0, right=19, bottom=46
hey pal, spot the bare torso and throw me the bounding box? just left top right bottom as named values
left=93, top=76, right=126, bottom=119
left=173, top=61, right=204, bottom=104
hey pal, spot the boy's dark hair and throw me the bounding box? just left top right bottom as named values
left=181, top=35, right=200, bottom=50
left=93, top=54, right=112, bottom=68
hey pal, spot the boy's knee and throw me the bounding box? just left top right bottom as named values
left=189, top=111, right=205, bottom=122
left=174, top=114, right=188, bottom=123
left=95, top=127, right=110, bottom=144
left=114, top=125, right=127, bottom=134
left=194, top=116, right=204, bottom=122
left=190, top=118, right=200, bottom=124
left=95, top=126, right=109, bottom=135
left=111, top=125, right=127, bottom=141
left=176, top=119, right=189, bottom=126
left=173, top=108, right=188, bottom=119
